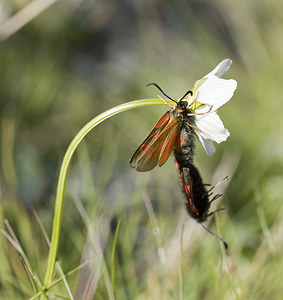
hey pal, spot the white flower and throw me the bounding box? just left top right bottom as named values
left=187, top=59, right=237, bottom=156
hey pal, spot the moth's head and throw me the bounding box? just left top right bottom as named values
left=177, top=99, right=188, bottom=110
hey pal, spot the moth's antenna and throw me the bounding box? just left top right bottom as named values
left=146, top=82, right=178, bottom=103
left=180, top=89, right=193, bottom=100
left=201, top=223, right=228, bottom=250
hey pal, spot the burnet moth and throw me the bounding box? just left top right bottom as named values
left=130, top=82, right=228, bottom=249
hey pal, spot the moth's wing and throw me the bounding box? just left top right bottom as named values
left=180, top=167, right=193, bottom=198
left=130, top=113, right=178, bottom=172
left=158, top=126, right=180, bottom=167
left=130, top=119, right=179, bottom=172
left=130, top=112, right=170, bottom=171
left=130, top=112, right=170, bottom=169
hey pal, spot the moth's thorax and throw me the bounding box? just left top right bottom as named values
left=169, top=101, right=195, bottom=125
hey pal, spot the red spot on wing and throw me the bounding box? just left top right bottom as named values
left=184, top=182, right=199, bottom=215
left=155, top=113, right=170, bottom=128
left=153, top=131, right=159, bottom=138
left=158, top=123, right=179, bottom=166
left=140, top=144, right=149, bottom=153
left=188, top=196, right=198, bottom=215
left=185, top=184, right=191, bottom=193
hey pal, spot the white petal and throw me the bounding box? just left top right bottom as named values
left=205, top=58, right=232, bottom=78
left=196, top=75, right=237, bottom=111
left=195, top=130, right=216, bottom=156
left=195, top=112, right=230, bottom=143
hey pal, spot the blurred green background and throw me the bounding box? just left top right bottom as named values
left=1, top=0, right=283, bottom=299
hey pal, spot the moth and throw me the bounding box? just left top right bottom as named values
left=130, top=83, right=228, bottom=248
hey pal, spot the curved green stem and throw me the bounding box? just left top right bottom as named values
left=43, top=99, right=166, bottom=289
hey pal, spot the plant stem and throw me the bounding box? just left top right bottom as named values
left=43, top=99, right=166, bottom=290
